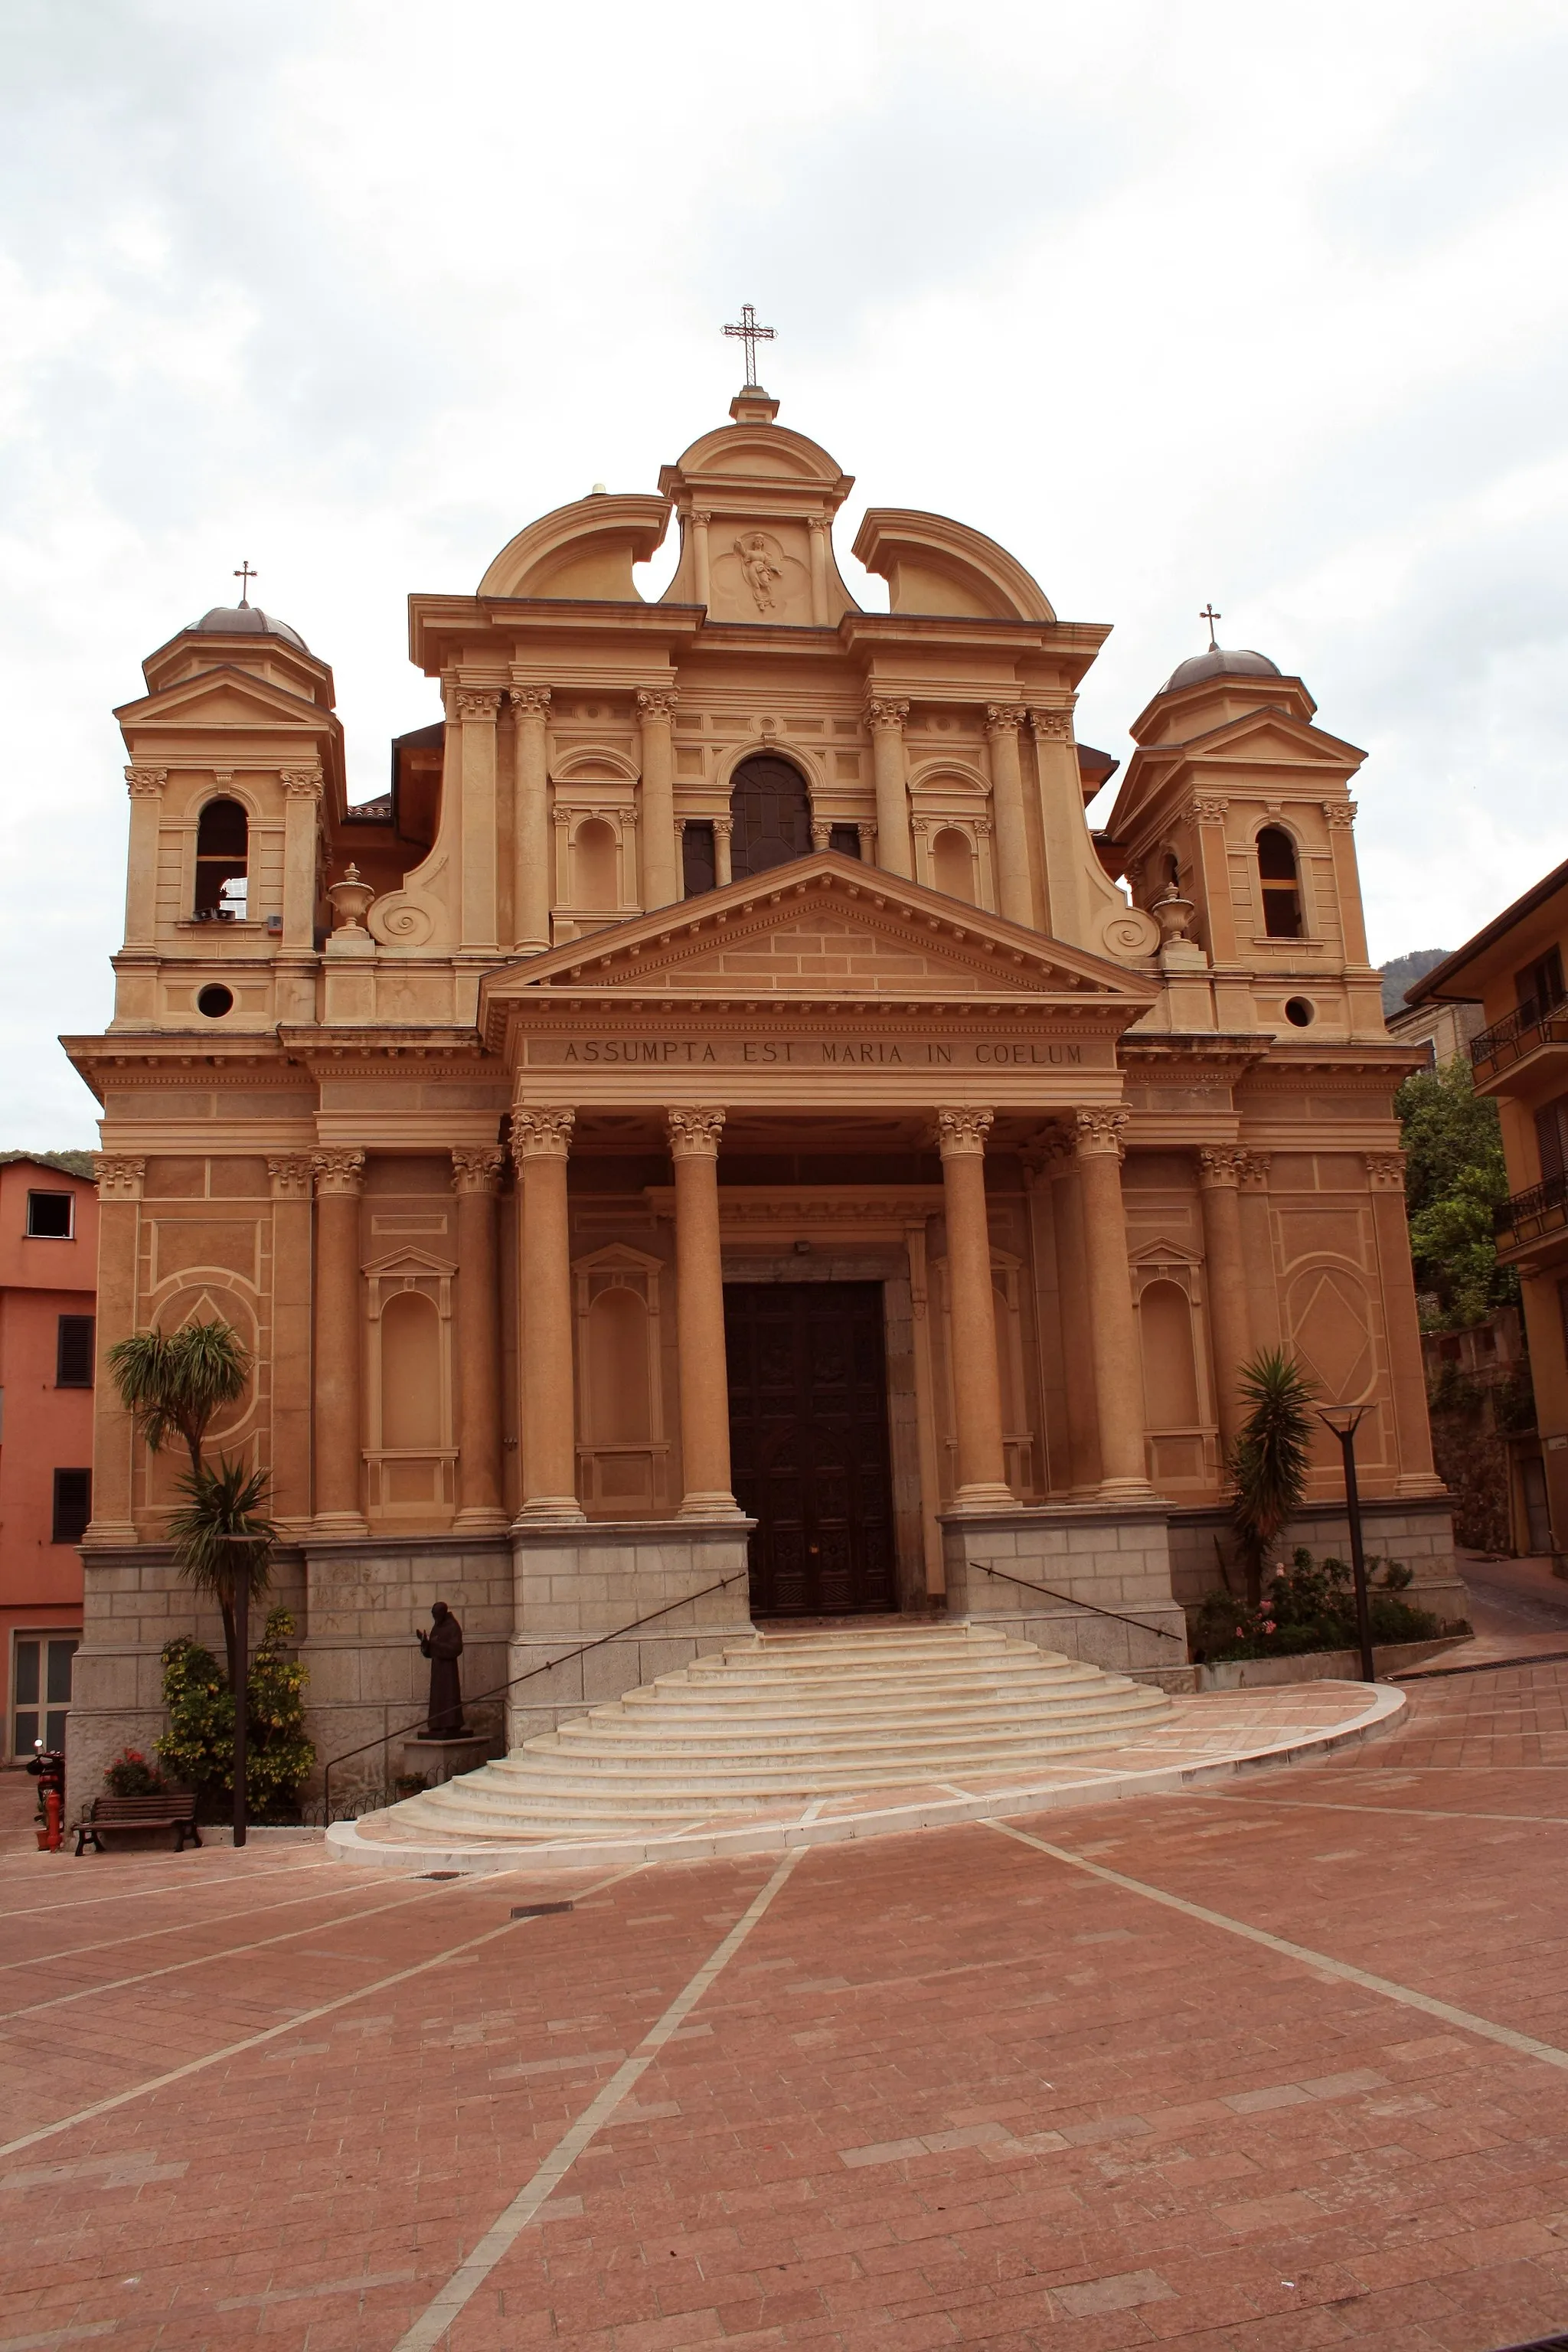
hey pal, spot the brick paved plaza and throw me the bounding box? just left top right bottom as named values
left=5, top=1661, right=1568, bottom=2352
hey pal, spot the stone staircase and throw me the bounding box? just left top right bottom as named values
left=381, top=1623, right=1174, bottom=1845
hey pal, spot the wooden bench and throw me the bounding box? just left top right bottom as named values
left=75, top=1792, right=201, bottom=1855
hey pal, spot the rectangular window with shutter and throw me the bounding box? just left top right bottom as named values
left=1537, top=1096, right=1568, bottom=1182
left=51, top=1469, right=91, bottom=1545
left=56, top=1315, right=94, bottom=1387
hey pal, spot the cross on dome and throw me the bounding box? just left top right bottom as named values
left=234, top=560, right=257, bottom=608
left=1199, top=602, right=1221, bottom=650
left=723, top=303, right=776, bottom=389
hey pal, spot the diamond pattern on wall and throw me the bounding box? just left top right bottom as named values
left=1288, top=1266, right=1374, bottom=1403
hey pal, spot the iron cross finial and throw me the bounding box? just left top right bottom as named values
left=723, top=303, right=776, bottom=389
left=234, top=560, right=257, bottom=608
left=1200, top=603, right=1221, bottom=651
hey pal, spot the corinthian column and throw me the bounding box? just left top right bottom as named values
left=1197, top=1148, right=1252, bottom=1453
left=267, top=1155, right=315, bottom=1528
left=452, top=1146, right=508, bottom=1532
left=985, top=705, right=1034, bottom=927
left=636, top=688, right=679, bottom=910
left=865, top=697, right=912, bottom=878
left=280, top=767, right=324, bottom=952
left=452, top=686, right=501, bottom=950
left=937, top=1108, right=1013, bottom=1510
left=122, top=770, right=165, bottom=947
left=510, top=685, right=552, bottom=953
left=86, top=1155, right=145, bottom=1545
left=668, top=1108, right=740, bottom=1517
left=312, top=1148, right=368, bottom=1535
left=1366, top=1150, right=1443, bottom=1494
left=1073, top=1111, right=1153, bottom=1500
left=511, top=1109, right=583, bottom=1522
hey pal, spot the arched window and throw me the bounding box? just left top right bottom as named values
left=380, top=1291, right=442, bottom=1449
left=1139, top=1280, right=1200, bottom=1429
left=1256, top=826, right=1302, bottom=939
left=194, top=798, right=248, bottom=920
left=931, top=828, right=976, bottom=903
left=587, top=1286, right=651, bottom=1442
left=728, top=754, right=811, bottom=880
left=571, top=818, right=618, bottom=909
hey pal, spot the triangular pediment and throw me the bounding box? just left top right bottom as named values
left=1175, top=706, right=1364, bottom=768
left=482, top=854, right=1156, bottom=1042
left=114, top=665, right=334, bottom=734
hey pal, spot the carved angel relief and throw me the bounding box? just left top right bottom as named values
left=734, top=533, right=783, bottom=613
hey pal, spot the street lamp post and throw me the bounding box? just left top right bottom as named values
left=1316, top=1406, right=1375, bottom=1683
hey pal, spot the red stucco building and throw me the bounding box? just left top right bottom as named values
left=0, top=1153, right=98, bottom=1762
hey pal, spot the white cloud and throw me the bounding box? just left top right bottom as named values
left=3, top=0, right=1567, bottom=1140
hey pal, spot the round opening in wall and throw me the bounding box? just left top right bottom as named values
left=1284, top=995, right=1315, bottom=1027
left=197, top=984, right=234, bottom=1019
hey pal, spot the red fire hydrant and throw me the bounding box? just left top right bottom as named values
left=28, top=1746, right=66, bottom=1854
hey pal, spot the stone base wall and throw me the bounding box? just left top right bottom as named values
left=939, top=1505, right=1190, bottom=1677
left=1165, top=1497, right=1465, bottom=1624
left=66, top=1543, right=309, bottom=1811
left=507, top=1518, right=756, bottom=1743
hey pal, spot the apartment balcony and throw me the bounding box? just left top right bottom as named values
left=1494, top=1171, right=1568, bottom=1259
left=1470, top=992, right=1568, bottom=1089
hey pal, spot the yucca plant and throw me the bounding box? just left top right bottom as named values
left=1229, top=1348, right=1318, bottom=1608
left=164, top=1458, right=278, bottom=1694
left=107, top=1319, right=250, bottom=1477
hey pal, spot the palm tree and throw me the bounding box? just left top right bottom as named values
left=107, top=1319, right=250, bottom=1478
left=165, top=1459, right=279, bottom=1694
left=108, top=1318, right=265, bottom=1687
left=1229, top=1348, right=1318, bottom=1608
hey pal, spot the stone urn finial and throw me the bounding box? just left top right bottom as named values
left=328, top=863, right=375, bottom=933
left=1152, top=888, right=1196, bottom=948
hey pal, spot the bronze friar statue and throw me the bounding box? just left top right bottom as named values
left=417, top=1601, right=467, bottom=1738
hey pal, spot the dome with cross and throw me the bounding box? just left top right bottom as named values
left=1162, top=644, right=1281, bottom=694
left=189, top=603, right=309, bottom=651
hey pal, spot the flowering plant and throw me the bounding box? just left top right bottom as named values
left=1194, top=1547, right=1450, bottom=1661
left=103, top=1748, right=166, bottom=1797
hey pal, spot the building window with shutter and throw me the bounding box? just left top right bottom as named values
left=56, top=1316, right=95, bottom=1387
left=51, top=1469, right=91, bottom=1545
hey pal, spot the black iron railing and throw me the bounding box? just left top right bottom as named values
left=310, top=1571, right=748, bottom=1823
left=1494, top=1171, right=1568, bottom=1250
left=1471, top=990, right=1568, bottom=1079
left=969, top=1558, right=1187, bottom=1648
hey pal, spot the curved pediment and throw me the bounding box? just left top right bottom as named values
left=661, top=420, right=853, bottom=495
left=479, top=493, right=670, bottom=601
left=852, top=509, right=1055, bottom=623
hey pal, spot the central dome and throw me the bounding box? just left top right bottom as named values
left=190, top=603, right=309, bottom=652
left=1163, top=645, right=1280, bottom=694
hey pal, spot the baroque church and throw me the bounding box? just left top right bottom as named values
left=64, top=365, right=1458, bottom=1799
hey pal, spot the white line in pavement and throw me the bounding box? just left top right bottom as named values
left=0, top=1862, right=649, bottom=2162
left=0, top=1857, right=332, bottom=1919
left=0, top=1873, right=419, bottom=1975
left=391, top=1846, right=806, bottom=2352
left=0, top=1879, right=459, bottom=2021
left=1202, top=1792, right=1568, bottom=1828
left=990, top=1820, right=1568, bottom=2073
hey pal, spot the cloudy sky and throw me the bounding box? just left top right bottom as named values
left=5, top=0, right=1568, bottom=1145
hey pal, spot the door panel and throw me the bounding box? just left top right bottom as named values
left=725, top=1281, right=897, bottom=1617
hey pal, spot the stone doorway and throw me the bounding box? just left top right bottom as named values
left=724, top=1279, right=897, bottom=1617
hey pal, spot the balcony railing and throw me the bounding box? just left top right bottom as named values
left=1495, top=1171, right=1568, bottom=1251
left=1471, top=990, right=1568, bottom=1080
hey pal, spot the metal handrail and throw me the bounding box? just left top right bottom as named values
left=969, top=1557, right=1187, bottom=1646
left=1471, top=989, right=1568, bottom=1073
left=315, top=1570, right=748, bottom=1819
left=1494, top=1169, right=1568, bottom=1241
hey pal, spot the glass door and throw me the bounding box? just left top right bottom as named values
left=12, top=1635, right=78, bottom=1754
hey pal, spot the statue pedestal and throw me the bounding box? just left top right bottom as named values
left=401, top=1733, right=492, bottom=1789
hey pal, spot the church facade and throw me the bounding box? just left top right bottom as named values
left=64, top=381, right=1455, bottom=1798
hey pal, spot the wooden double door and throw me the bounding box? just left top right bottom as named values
left=724, top=1280, right=897, bottom=1617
